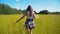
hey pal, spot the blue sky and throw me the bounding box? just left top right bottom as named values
left=0, top=0, right=60, bottom=12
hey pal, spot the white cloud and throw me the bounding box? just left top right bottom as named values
left=15, top=4, right=20, bottom=9
left=16, top=4, right=20, bottom=7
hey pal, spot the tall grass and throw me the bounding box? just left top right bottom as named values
left=0, top=15, right=60, bottom=34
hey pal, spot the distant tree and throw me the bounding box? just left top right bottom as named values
left=0, top=4, right=12, bottom=14
left=56, top=12, right=60, bottom=14
left=52, top=12, right=60, bottom=14
left=49, top=11, right=60, bottom=14
left=18, top=9, right=23, bottom=14
left=39, top=10, right=49, bottom=14
left=0, top=3, right=23, bottom=14
left=34, top=11, right=37, bottom=14
left=0, top=3, right=60, bottom=15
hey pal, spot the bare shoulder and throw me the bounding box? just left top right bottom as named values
left=33, top=11, right=35, bottom=15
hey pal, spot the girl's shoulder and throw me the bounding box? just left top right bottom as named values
left=33, top=11, right=35, bottom=14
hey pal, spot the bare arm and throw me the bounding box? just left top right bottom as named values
left=33, top=12, right=36, bottom=19
left=16, top=15, right=25, bottom=23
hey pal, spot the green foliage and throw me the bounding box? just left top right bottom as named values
left=0, top=4, right=23, bottom=14
left=49, top=12, right=60, bottom=14
left=38, top=10, right=60, bottom=14
left=39, top=10, right=49, bottom=14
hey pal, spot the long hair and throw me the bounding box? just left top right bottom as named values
left=26, top=5, right=33, bottom=16
left=26, top=5, right=33, bottom=11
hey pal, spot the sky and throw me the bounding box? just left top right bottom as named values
left=0, top=0, right=60, bottom=12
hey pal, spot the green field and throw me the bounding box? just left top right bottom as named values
left=0, top=15, right=60, bottom=34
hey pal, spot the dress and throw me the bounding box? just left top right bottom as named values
left=25, top=11, right=35, bottom=29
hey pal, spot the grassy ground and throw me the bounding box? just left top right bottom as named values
left=0, top=14, right=60, bottom=34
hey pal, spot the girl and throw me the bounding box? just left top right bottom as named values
left=16, top=5, right=35, bottom=34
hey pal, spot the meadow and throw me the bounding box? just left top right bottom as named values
left=0, top=14, right=60, bottom=34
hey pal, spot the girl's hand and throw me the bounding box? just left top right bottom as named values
left=16, top=21, right=18, bottom=23
left=16, top=20, right=19, bottom=23
left=16, top=15, right=25, bottom=23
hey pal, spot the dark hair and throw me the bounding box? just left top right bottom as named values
left=26, top=5, right=33, bottom=11
left=26, top=5, right=34, bottom=16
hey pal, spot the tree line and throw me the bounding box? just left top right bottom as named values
left=35, top=10, right=60, bottom=14
left=0, top=4, right=23, bottom=14
left=0, top=3, right=60, bottom=15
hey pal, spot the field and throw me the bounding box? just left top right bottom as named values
left=0, top=14, right=60, bottom=34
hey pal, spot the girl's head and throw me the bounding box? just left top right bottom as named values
left=26, top=5, right=34, bottom=16
left=26, top=5, right=33, bottom=12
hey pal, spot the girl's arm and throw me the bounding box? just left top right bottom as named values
left=16, top=15, right=25, bottom=23
left=33, top=12, right=36, bottom=19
